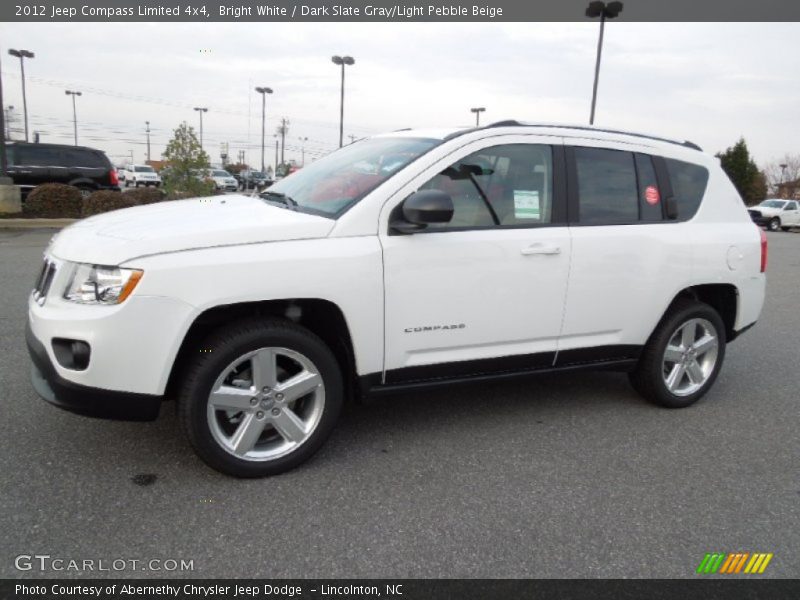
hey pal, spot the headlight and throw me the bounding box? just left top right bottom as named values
left=63, top=264, right=143, bottom=305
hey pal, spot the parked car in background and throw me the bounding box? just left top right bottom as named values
left=198, top=168, right=238, bottom=192
left=238, top=169, right=271, bottom=190
left=123, top=164, right=162, bottom=188
left=5, top=141, right=120, bottom=199
left=748, top=198, right=800, bottom=231
left=26, top=122, right=766, bottom=477
left=117, top=166, right=126, bottom=182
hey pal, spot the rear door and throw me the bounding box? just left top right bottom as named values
left=62, top=147, right=108, bottom=186
left=784, top=201, right=800, bottom=226
left=14, top=145, right=63, bottom=189
left=557, top=143, right=695, bottom=365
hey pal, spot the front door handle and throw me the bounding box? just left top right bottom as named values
left=521, top=243, right=561, bottom=256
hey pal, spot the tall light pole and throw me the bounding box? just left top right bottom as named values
left=470, top=107, right=486, bottom=126
left=299, top=136, right=308, bottom=166
left=255, top=86, right=273, bottom=173
left=193, top=107, right=208, bottom=149
left=145, top=121, right=151, bottom=162
left=586, top=1, right=623, bottom=125
left=65, top=90, right=82, bottom=146
left=8, top=49, right=34, bottom=142
left=331, top=55, right=355, bottom=148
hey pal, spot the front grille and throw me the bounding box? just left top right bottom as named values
left=32, top=258, right=57, bottom=305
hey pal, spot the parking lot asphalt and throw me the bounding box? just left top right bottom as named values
left=0, top=229, right=798, bottom=579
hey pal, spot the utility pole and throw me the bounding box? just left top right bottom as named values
left=331, top=55, right=355, bottom=148
left=65, top=90, right=82, bottom=145
left=145, top=121, right=151, bottom=162
left=470, top=107, right=486, bottom=126
left=347, top=134, right=356, bottom=144
left=276, top=118, right=289, bottom=166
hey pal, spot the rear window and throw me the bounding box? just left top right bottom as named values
left=61, top=148, right=108, bottom=168
left=665, top=158, right=709, bottom=220
left=135, top=166, right=155, bottom=173
left=5, top=145, right=17, bottom=165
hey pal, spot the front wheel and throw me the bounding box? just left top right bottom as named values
left=179, top=318, right=343, bottom=477
left=768, top=218, right=780, bottom=232
left=629, top=300, right=726, bottom=408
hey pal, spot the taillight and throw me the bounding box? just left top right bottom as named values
left=110, top=168, right=119, bottom=186
left=759, top=227, right=768, bottom=273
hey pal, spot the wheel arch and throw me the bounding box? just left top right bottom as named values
left=165, top=298, right=359, bottom=401
left=663, top=284, right=738, bottom=342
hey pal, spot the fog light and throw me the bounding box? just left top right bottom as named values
left=52, top=338, right=91, bottom=371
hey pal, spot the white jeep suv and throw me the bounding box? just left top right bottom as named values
left=26, top=122, right=767, bottom=477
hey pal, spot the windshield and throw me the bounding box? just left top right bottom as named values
left=213, top=170, right=232, bottom=177
left=135, top=166, right=155, bottom=173
left=263, top=136, right=440, bottom=217
left=760, top=199, right=786, bottom=208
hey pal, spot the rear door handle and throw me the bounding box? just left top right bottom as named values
left=521, top=243, right=561, bottom=256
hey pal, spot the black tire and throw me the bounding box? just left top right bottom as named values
left=628, top=299, right=726, bottom=409
left=179, top=318, right=343, bottom=477
left=768, top=218, right=780, bottom=232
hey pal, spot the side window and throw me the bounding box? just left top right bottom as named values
left=62, top=148, right=105, bottom=168
left=420, top=144, right=553, bottom=229
left=575, top=147, right=638, bottom=224
left=664, top=158, right=709, bottom=220
left=786, top=201, right=798, bottom=211
left=18, top=146, right=63, bottom=166
left=5, top=145, right=16, bottom=166
left=635, top=153, right=663, bottom=222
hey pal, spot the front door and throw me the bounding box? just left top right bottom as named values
left=380, top=138, right=571, bottom=384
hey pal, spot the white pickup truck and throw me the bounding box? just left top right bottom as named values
left=26, top=122, right=766, bottom=477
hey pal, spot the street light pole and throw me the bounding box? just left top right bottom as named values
left=299, top=136, right=308, bottom=166
left=145, top=121, right=151, bottom=162
left=255, top=87, right=273, bottom=173
left=65, top=90, right=82, bottom=145
left=193, top=107, right=208, bottom=149
left=331, top=55, right=355, bottom=148
left=585, top=1, right=623, bottom=125
left=8, top=49, right=34, bottom=142
left=470, top=107, right=486, bottom=126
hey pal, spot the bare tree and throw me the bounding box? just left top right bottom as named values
left=763, top=154, right=800, bottom=197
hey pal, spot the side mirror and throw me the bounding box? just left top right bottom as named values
left=665, top=196, right=679, bottom=220
left=391, top=190, right=454, bottom=234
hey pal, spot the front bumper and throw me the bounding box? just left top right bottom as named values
left=26, top=321, right=162, bottom=421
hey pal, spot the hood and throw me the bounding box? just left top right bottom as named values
left=49, top=194, right=335, bottom=265
left=752, top=206, right=781, bottom=217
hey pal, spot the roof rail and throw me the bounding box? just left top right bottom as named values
left=446, top=120, right=703, bottom=151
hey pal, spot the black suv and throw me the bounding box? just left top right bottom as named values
left=5, top=142, right=120, bottom=198
left=238, top=169, right=272, bottom=190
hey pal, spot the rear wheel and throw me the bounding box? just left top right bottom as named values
left=75, top=185, right=94, bottom=200
left=179, top=318, right=343, bottom=477
left=768, top=218, right=780, bottom=232
left=629, top=300, right=725, bottom=408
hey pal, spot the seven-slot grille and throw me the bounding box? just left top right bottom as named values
left=32, top=258, right=57, bottom=305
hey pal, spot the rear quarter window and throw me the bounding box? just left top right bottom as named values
left=664, top=158, right=709, bottom=220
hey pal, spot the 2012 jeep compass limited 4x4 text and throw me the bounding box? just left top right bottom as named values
left=26, top=122, right=767, bottom=477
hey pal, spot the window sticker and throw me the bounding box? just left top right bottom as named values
left=514, top=190, right=540, bottom=219
left=645, top=185, right=660, bottom=206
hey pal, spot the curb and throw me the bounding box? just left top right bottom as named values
left=0, top=218, right=77, bottom=229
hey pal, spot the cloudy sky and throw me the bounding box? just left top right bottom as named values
left=1, top=22, right=798, bottom=169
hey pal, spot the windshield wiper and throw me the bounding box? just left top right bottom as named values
left=260, top=190, right=298, bottom=211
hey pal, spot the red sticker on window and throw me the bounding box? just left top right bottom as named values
left=645, top=186, right=660, bottom=205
